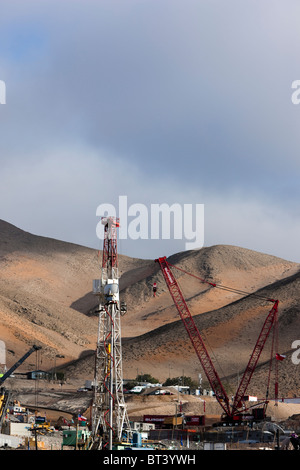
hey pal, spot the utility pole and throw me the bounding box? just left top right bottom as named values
left=91, top=217, right=131, bottom=449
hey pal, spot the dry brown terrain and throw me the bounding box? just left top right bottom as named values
left=1, top=218, right=300, bottom=420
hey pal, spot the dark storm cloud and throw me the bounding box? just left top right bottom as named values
left=0, top=0, right=300, bottom=260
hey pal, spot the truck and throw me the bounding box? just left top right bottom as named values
left=129, top=386, right=146, bottom=394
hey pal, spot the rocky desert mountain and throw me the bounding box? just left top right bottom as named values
left=1, top=219, right=300, bottom=401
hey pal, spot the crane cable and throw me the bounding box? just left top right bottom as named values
left=35, top=348, right=40, bottom=409
left=166, top=262, right=279, bottom=398
left=169, top=267, right=236, bottom=396
left=167, top=262, right=277, bottom=303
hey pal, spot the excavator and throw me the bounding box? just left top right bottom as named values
left=0, top=345, right=41, bottom=431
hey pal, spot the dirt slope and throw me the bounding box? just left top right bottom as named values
left=120, top=245, right=299, bottom=336
left=122, top=269, right=300, bottom=398
left=0, top=219, right=149, bottom=369
left=0, top=219, right=300, bottom=403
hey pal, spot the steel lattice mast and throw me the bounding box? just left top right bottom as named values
left=91, top=216, right=131, bottom=449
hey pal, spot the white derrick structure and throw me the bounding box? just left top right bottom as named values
left=91, top=217, right=131, bottom=449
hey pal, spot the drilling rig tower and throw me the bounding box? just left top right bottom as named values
left=91, top=216, right=131, bottom=449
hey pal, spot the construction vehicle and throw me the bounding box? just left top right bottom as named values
left=30, top=415, right=53, bottom=435
left=0, top=344, right=41, bottom=431
left=155, top=256, right=280, bottom=424
left=0, top=344, right=41, bottom=386
left=0, top=388, right=11, bottom=431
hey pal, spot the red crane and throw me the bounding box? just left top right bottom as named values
left=155, top=256, right=279, bottom=421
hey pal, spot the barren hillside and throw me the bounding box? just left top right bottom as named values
left=122, top=269, right=300, bottom=396
left=0, top=219, right=149, bottom=370
left=0, top=219, right=300, bottom=403
left=120, top=245, right=299, bottom=336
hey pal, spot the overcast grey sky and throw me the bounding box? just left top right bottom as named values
left=1, top=0, right=300, bottom=261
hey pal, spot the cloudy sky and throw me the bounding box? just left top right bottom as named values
left=1, top=0, right=300, bottom=261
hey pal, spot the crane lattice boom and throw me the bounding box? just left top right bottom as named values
left=155, top=256, right=279, bottom=419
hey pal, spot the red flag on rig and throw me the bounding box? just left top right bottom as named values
left=78, top=414, right=87, bottom=422
left=276, top=353, right=286, bottom=361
